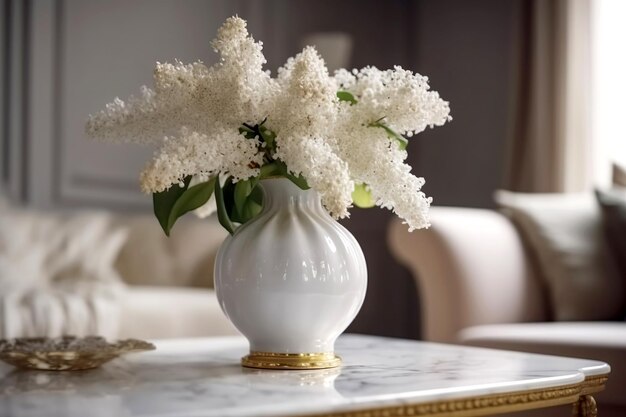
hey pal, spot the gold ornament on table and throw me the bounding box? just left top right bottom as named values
left=0, top=336, right=155, bottom=371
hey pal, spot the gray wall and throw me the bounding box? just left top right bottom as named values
left=410, top=0, right=519, bottom=209
left=1, top=0, right=521, bottom=339
left=3, top=0, right=243, bottom=209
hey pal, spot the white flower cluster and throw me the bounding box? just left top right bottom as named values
left=87, top=16, right=451, bottom=231
left=139, top=127, right=262, bottom=193
left=334, top=66, right=450, bottom=137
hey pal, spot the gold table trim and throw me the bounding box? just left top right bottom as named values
left=297, top=374, right=609, bottom=417
left=242, top=351, right=342, bottom=370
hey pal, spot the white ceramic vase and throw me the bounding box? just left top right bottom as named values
left=214, top=178, right=367, bottom=370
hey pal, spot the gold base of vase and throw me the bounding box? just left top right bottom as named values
left=241, top=351, right=342, bottom=370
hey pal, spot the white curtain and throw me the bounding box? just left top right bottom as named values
left=506, top=0, right=592, bottom=193
left=591, top=0, right=626, bottom=187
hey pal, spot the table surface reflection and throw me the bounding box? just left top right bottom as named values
left=0, top=334, right=610, bottom=417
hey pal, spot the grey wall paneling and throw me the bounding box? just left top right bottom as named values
left=28, top=0, right=56, bottom=208
left=2, top=0, right=28, bottom=201
left=0, top=0, right=5, bottom=189
left=8, top=0, right=311, bottom=210
left=23, top=0, right=253, bottom=210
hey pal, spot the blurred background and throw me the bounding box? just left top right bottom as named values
left=1, top=0, right=625, bottom=343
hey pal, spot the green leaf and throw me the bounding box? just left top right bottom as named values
left=275, top=160, right=310, bottom=189
left=258, top=128, right=276, bottom=151
left=153, top=176, right=192, bottom=236
left=222, top=179, right=237, bottom=222
left=259, top=162, right=282, bottom=179
left=371, top=121, right=408, bottom=150
left=285, top=171, right=310, bottom=190
left=165, top=177, right=217, bottom=234
left=239, top=126, right=257, bottom=139
left=261, top=159, right=310, bottom=192
left=240, top=198, right=263, bottom=222
left=215, top=176, right=235, bottom=235
left=352, top=183, right=376, bottom=208
left=234, top=179, right=253, bottom=218
left=248, top=183, right=263, bottom=205
left=337, top=91, right=357, bottom=105
left=232, top=184, right=264, bottom=224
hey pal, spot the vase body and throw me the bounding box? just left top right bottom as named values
left=214, top=178, right=367, bottom=369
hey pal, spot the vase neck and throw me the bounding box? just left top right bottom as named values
left=260, top=178, right=320, bottom=210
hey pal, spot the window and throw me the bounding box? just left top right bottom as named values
left=592, top=0, right=626, bottom=185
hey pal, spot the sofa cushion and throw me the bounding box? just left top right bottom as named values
left=613, top=163, right=626, bottom=187
left=495, top=191, right=624, bottom=321
left=459, top=322, right=626, bottom=407
left=118, top=286, right=239, bottom=339
left=596, top=188, right=626, bottom=288
left=113, top=215, right=227, bottom=289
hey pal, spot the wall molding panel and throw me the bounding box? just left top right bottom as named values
left=2, top=0, right=28, bottom=202
left=14, top=0, right=247, bottom=210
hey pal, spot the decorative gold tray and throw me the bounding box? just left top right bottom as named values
left=0, top=336, right=155, bottom=371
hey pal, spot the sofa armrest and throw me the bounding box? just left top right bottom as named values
left=388, top=207, right=547, bottom=343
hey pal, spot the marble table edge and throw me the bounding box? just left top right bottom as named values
left=0, top=334, right=611, bottom=417
left=148, top=335, right=611, bottom=417
left=293, top=373, right=610, bottom=417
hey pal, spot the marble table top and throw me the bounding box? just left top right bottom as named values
left=0, top=334, right=610, bottom=417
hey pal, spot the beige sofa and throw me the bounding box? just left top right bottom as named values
left=389, top=206, right=626, bottom=416
left=113, top=215, right=239, bottom=339
left=0, top=197, right=240, bottom=340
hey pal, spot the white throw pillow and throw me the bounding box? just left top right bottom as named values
left=495, top=190, right=624, bottom=321
left=0, top=207, right=128, bottom=338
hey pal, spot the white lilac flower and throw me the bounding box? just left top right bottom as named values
left=271, top=46, right=338, bottom=137
left=270, top=46, right=353, bottom=218
left=85, top=86, right=164, bottom=143
left=334, top=66, right=452, bottom=136
left=328, top=122, right=431, bottom=231
left=86, top=16, right=451, bottom=231
left=204, top=16, right=278, bottom=126
left=140, top=127, right=261, bottom=193
left=274, top=134, right=353, bottom=219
